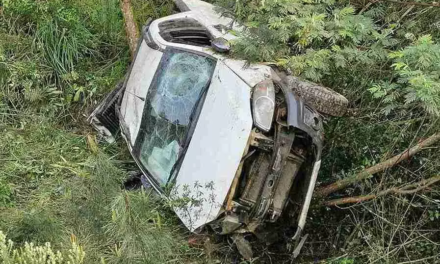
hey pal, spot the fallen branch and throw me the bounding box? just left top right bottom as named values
left=381, top=0, right=440, bottom=7
left=360, top=0, right=440, bottom=10
left=359, top=0, right=438, bottom=15
left=325, top=175, right=440, bottom=206
left=317, top=133, right=440, bottom=197
left=120, top=0, right=139, bottom=57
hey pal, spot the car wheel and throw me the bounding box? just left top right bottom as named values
left=283, top=76, right=348, bottom=117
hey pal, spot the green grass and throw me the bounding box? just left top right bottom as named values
left=0, top=0, right=209, bottom=263
left=0, top=115, right=203, bottom=263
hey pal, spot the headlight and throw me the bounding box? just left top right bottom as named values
left=252, top=80, right=275, bottom=132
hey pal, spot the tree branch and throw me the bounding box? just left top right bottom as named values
left=359, top=0, right=438, bottom=15
left=381, top=0, right=440, bottom=7
left=317, top=133, right=440, bottom=197
left=324, top=175, right=440, bottom=206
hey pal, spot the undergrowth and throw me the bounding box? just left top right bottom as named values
left=0, top=0, right=206, bottom=263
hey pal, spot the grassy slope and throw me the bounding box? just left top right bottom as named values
left=0, top=0, right=209, bottom=263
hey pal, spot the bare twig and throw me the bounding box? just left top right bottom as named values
left=397, top=5, right=415, bottom=24
left=325, top=175, right=440, bottom=206
left=358, top=0, right=438, bottom=16
left=359, top=0, right=379, bottom=14
left=317, top=133, right=440, bottom=197
left=398, top=254, right=440, bottom=264
left=381, top=0, right=440, bottom=7
left=120, top=0, right=139, bottom=57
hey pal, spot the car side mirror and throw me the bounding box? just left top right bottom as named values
left=211, top=37, right=230, bottom=53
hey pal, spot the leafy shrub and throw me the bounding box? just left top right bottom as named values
left=370, top=35, right=440, bottom=115
left=216, top=0, right=440, bottom=117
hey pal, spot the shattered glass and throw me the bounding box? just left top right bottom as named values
left=138, top=49, right=216, bottom=184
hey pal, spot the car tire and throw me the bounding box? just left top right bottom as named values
left=282, top=76, right=348, bottom=117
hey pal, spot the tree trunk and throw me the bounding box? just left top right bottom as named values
left=120, top=0, right=139, bottom=58
left=317, top=133, right=440, bottom=197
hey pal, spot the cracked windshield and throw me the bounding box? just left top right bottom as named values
left=138, top=49, right=216, bottom=185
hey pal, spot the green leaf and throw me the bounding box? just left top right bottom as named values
left=73, top=86, right=84, bottom=102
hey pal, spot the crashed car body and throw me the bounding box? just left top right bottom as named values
left=90, top=0, right=347, bottom=251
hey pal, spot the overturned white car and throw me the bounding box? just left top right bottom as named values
left=90, top=0, right=348, bottom=258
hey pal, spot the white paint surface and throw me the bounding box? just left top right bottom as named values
left=223, top=59, right=271, bottom=88
left=120, top=41, right=163, bottom=144
left=172, top=61, right=253, bottom=231
left=148, top=15, right=271, bottom=91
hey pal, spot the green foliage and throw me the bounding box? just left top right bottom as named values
left=0, top=181, right=13, bottom=207
left=0, top=117, right=88, bottom=185
left=132, top=0, right=176, bottom=28
left=104, top=191, right=193, bottom=264
left=329, top=258, right=355, bottom=264
left=7, top=210, right=63, bottom=245
left=0, top=0, right=128, bottom=115
left=0, top=230, right=85, bottom=264
left=216, top=0, right=440, bottom=117
left=36, top=18, right=94, bottom=79
left=221, top=0, right=382, bottom=72
left=370, top=35, right=440, bottom=115
left=0, top=117, right=201, bottom=263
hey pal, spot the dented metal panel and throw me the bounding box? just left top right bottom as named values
left=120, top=41, right=163, bottom=144
left=172, top=61, right=253, bottom=231
left=147, top=12, right=272, bottom=88
left=223, top=59, right=271, bottom=88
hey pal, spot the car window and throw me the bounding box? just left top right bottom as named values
left=136, top=49, right=216, bottom=185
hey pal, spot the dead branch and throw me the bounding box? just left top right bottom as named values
left=120, top=0, right=139, bottom=58
left=325, top=175, right=440, bottom=206
left=359, top=0, right=438, bottom=15
left=317, top=133, right=440, bottom=197
left=359, top=0, right=378, bottom=14
left=381, top=0, right=440, bottom=7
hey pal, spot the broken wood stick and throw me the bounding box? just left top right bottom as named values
left=381, top=0, right=440, bottom=7
left=325, top=175, right=440, bottom=206
left=120, top=0, right=139, bottom=58
left=317, top=133, right=440, bottom=198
